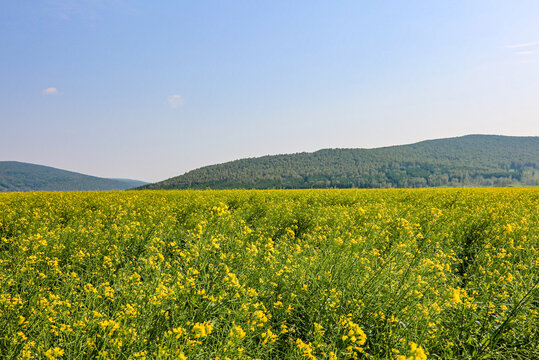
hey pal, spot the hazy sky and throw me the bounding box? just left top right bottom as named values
left=1, top=1, right=538, bottom=182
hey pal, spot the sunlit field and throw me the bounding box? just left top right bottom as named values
left=1, top=189, right=537, bottom=359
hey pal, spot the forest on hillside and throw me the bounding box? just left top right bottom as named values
left=141, top=135, right=539, bottom=190
left=0, top=162, right=146, bottom=192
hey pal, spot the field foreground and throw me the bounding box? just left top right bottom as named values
left=0, top=189, right=538, bottom=359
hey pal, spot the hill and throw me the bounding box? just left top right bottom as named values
left=140, top=135, right=539, bottom=189
left=109, top=178, right=149, bottom=189
left=0, top=162, right=148, bottom=192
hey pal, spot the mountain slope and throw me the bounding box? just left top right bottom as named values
left=140, top=135, right=539, bottom=189
left=0, top=162, right=148, bottom=192
left=109, top=178, right=149, bottom=189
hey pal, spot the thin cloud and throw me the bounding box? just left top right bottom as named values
left=514, top=51, right=534, bottom=55
left=167, top=94, right=184, bottom=108
left=506, top=41, right=539, bottom=49
left=520, top=59, right=539, bottom=64
left=42, top=87, right=59, bottom=95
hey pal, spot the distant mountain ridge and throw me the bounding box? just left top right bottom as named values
left=140, top=135, right=539, bottom=190
left=0, top=162, right=147, bottom=192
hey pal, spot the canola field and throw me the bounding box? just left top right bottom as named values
left=0, top=189, right=538, bottom=360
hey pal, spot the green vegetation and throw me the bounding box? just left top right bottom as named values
left=140, top=135, right=539, bottom=190
left=1, top=189, right=538, bottom=359
left=0, top=162, right=147, bottom=192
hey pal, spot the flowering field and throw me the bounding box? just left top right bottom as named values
left=1, top=189, right=538, bottom=359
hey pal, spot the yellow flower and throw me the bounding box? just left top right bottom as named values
left=296, top=338, right=317, bottom=360
left=192, top=321, right=213, bottom=338
left=172, top=326, right=186, bottom=339
left=253, top=310, right=268, bottom=323
left=261, top=328, right=277, bottom=344
left=398, top=342, right=428, bottom=360
left=314, top=322, right=325, bottom=336
left=452, top=288, right=462, bottom=304
left=229, top=325, right=246, bottom=339
left=44, top=347, right=64, bottom=360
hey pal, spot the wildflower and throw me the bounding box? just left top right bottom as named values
left=253, top=310, right=268, bottom=324
left=192, top=321, right=213, bottom=338
left=452, top=288, right=462, bottom=304
left=261, top=328, right=277, bottom=344
left=396, top=342, right=428, bottom=360
left=229, top=325, right=246, bottom=339
left=296, top=338, right=317, bottom=360
left=314, top=322, right=325, bottom=336
left=44, top=347, right=64, bottom=360
left=172, top=327, right=185, bottom=339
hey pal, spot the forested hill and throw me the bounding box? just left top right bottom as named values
left=140, top=135, right=539, bottom=190
left=0, top=162, right=147, bottom=192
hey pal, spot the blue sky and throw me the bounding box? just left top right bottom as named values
left=1, top=1, right=538, bottom=182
